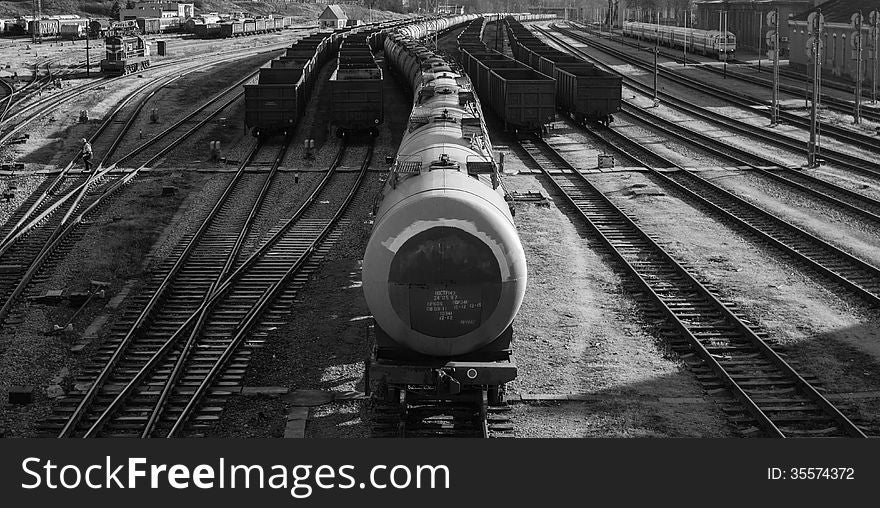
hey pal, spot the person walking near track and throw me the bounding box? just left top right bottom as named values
left=81, top=138, right=93, bottom=173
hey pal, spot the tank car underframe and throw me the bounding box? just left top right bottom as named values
left=366, top=322, right=515, bottom=405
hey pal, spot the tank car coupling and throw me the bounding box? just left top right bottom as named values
left=435, top=369, right=461, bottom=396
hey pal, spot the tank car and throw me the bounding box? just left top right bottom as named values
left=364, top=15, right=527, bottom=405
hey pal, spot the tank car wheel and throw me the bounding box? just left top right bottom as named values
left=488, top=384, right=505, bottom=405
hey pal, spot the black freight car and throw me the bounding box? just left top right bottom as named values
left=244, top=30, right=342, bottom=136
left=457, top=18, right=556, bottom=133
left=244, top=20, right=410, bottom=137
left=329, top=34, right=383, bottom=137
left=504, top=17, right=621, bottom=126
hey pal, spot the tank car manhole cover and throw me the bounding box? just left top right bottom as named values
left=285, top=389, right=334, bottom=407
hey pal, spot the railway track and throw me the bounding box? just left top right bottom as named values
left=0, top=77, right=15, bottom=124
left=576, top=22, right=880, bottom=125
left=372, top=389, right=513, bottom=438
left=49, top=140, right=374, bottom=437
left=548, top=24, right=880, bottom=167
left=518, top=135, right=867, bottom=437
left=617, top=104, right=880, bottom=227
left=535, top=26, right=880, bottom=204
left=0, top=71, right=251, bottom=324
left=0, top=65, right=49, bottom=127
left=0, top=38, right=300, bottom=145
left=575, top=117, right=880, bottom=308
left=0, top=71, right=188, bottom=257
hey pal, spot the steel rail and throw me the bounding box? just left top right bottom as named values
left=64, top=139, right=352, bottom=437
left=540, top=25, right=880, bottom=178
left=567, top=20, right=880, bottom=124
left=554, top=23, right=880, bottom=153
left=0, top=41, right=291, bottom=147
left=167, top=142, right=373, bottom=437
left=80, top=136, right=293, bottom=438
left=532, top=26, right=880, bottom=224
left=521, top=135, right=866, bottom=437
left=618, top=103, right=880, bottom=226
left=584, top=120, right=880, bottom=308
left=55, top=139, right=263, bottom=437
left=0, top=76, right=248, bottom=324
left=0, top=72, right=186, bottom=254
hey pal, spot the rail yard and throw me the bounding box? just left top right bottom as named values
left=1, top=6, right=879, bottom=441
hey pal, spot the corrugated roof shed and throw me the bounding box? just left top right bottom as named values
left=792, top=0, right=876, bottom=22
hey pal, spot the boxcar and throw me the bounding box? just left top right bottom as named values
left=245, top=84, right=301, bottom=136
left=60, top=23, right=85, bottom=39
left=29, top=18, right=61, bottom=37
left=555, top=63, right=622, bottom=125
left=330, top=37, right=383, bottom=136
left=476, top=57, right=521, bottom=102
left=504, top=16, right=621, bottom=125
left=136, top=18, right=160, bottom=35
left=193, top=22, right=220, bottom=38
left=220, top=22, right=242, bottom=38
left=488, top=67, right=556, bottom=132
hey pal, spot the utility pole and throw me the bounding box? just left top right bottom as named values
left=853, top=11, right=864, bottom=124
left=767, top=8, right=780, bottom=126
left=722, top=10, right=728, bottom=78
left=684, top=9, right=688, bottom=65
left=86, top=18, right=91, bottom=77
left=758, top=11, right=763, bottom=72
left=807, top=10, right=825, bottom=168
left=608, top=0, right=613, bottom=34
left=32, top=0, right=44, bottom=44
left=653, top=11, right=659, bottom=106
left=870, top=10, right=880, bottom=104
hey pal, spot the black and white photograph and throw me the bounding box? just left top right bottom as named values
left=0, top=0, right=878, bottom=503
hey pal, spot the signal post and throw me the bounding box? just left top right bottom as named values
left=852, top=11, right=864, bottom=124
left=806, top=10, right=825, bottom=168
left=766, top=8, right=780, bottom=126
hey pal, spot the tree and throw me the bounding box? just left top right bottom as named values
left=111, top=1, right=122, bottom=21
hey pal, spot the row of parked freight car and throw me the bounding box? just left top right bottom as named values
left=457, top=17, right=557, bottom=132
left=193, top=16, right=295, bottom=38
left=244, top=19, right=409, bottom=137
left=504, top=17, right=622, bottom=126
left=1, top=17, right=92, bottom=39
left=1, top=16, right=181, bottom=39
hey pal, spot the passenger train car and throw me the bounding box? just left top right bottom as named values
left=622, top=21, right=736, bottom=59
left=364, top=14, right=528, bottom=404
